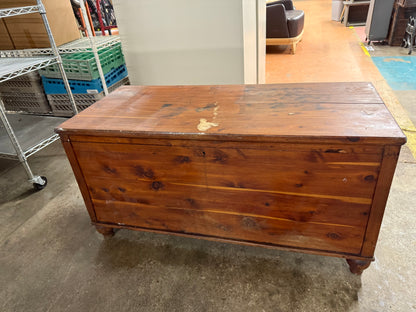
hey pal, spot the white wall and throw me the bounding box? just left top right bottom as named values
left=242, top=0, right=266, bottom=84
left=257, top=0, right=266, bottom=84
left=112, top=0, right=247, bottom=85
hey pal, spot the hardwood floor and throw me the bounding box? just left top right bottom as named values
left=266, top=0, right=383, bottom=83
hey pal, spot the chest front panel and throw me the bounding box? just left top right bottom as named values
left=71, top=138, right=383, bottom=255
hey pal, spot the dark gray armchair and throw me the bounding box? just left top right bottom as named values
left=266, top=0, right=305, bottom=54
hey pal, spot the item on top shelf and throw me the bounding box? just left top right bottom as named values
left=47, top=77, right=129, bottom=117
left=41, top=64, right=128, bottom=95
left=39, top=43, right=125, bottom=81
left=86, top=0, right=118, bottom=36
left=0, top=0, right=80, bottom=50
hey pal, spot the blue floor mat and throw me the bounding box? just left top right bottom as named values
left=372, top=56, right=416, bottom=91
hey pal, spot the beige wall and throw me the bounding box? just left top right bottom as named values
left=112, top=0, right=245, bottom=85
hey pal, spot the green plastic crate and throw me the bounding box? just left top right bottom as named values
left=39, top=43, right=125, bottom=81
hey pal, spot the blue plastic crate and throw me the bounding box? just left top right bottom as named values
left=41, top=64, right=128, bottom=94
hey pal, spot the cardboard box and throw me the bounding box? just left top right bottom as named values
left=0, top=0, right=80, bottom=50
left=0, top=20, right=14, bottom=49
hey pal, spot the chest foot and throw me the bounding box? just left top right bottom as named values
left=346, top=259, right=372, bottom=275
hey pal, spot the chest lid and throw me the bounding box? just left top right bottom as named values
left=56, top=82, right=406, bottom=145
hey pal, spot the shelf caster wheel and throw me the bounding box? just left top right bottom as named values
left=33, top=176, right=47, bottom=191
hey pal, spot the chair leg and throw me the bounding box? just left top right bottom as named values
left=291, top=42, right=297, bottom=54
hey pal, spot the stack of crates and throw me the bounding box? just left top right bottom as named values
left=39, top=42, right=129, bottom=116
left=0, top=72, right=51, bottom=114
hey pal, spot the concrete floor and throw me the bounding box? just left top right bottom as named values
left=1, top=1, right=416, bottom=311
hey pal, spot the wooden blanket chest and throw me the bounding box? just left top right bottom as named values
left=56, top=82, right=406, bottom=274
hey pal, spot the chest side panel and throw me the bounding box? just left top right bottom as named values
left=72, top=139, right=383, bottom=255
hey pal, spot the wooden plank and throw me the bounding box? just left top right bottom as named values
left=84, top=83, right=386, bottom=105
left=87, top=177, right=371, bottom=227
left=360, top=145, right=401, bottom=257
left=93, top=221, right=373, bottom=260
left=93, top=200, right=365, bottom=254
left=65, top=132, right=400, bottom=146
left=72, top=141, right=381, bottom=199
left=65, top=136, right=386, bottom=154
left=56, top=84, right=406, bottom=145
left=71, top=138, right=384, bottom=162
left=59, top=103, right=404, bottom=145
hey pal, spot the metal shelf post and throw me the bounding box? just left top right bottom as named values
left=37, top=0, right=78, bottom=115
left=79, top=0, right=109, bottom=95
left=0, top=5, right=39, bottom=18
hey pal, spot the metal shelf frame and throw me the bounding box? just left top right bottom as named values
left=0, top=36, right=121, bottom=57
left=0, top=114, right=65, bottom=160
left=0, top=12, right=120, bottom=96
left=0, top=0, right=78, bottom=189
left=0, top=5, right=39, bottom=18
left=24, top=134, right=59, bottom=159
left=0, top=57, right=58, bottom=83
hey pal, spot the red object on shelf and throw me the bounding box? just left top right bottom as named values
left=85, top=1, right=96, bottom=37
left=95, top=0, right=118, bottom=36
left=78, top=8, right=88, bottom=37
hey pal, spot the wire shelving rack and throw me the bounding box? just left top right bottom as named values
left=0, top=0, right=78, bottom=190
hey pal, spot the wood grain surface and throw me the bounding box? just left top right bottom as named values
left=71, top=140, right=380, bottom=254
left=361, top=145, right=402, bottom=257
left=93, top=199, right=365, bottom=254
left=58, top=83, right=406, bottom=270
left=56, top=83, right=406, bottom=145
